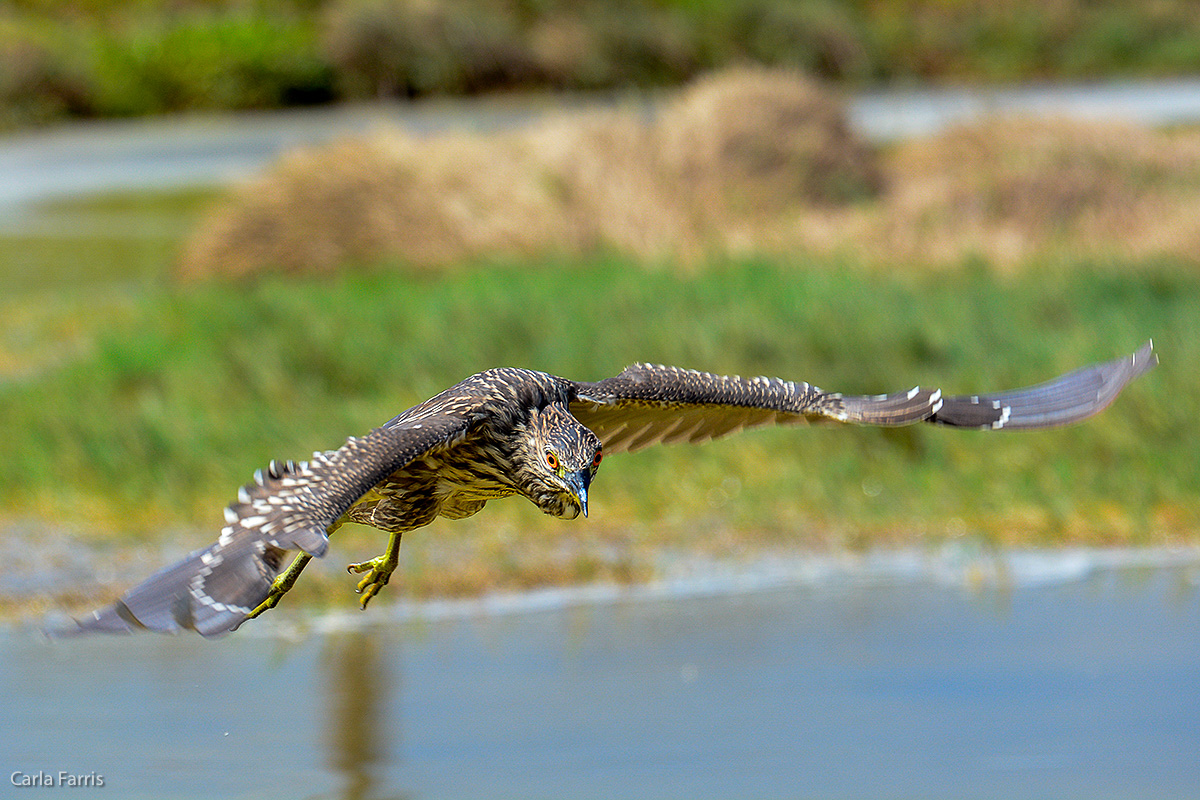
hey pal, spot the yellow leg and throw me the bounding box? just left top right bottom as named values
left=346, top=530, right=404, bottom=609
left=247, top=516, right=346, bottom=621
left=247, top=552, right=311, bottom=619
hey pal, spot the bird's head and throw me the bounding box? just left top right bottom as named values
left=519, top=404, right=603, bottom=519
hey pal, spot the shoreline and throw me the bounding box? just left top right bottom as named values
left=18, top=539, right=1200, bottom=638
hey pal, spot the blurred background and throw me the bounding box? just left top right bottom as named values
left=1, top=1, right=1198, bottom=799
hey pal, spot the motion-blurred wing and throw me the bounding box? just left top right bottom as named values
left=570, top=342, right=1155, bottom=453
left=929, top=340, right=1157, bottom=429
left=58, top=415, right=469, bottom=637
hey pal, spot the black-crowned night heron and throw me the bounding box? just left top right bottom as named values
left=63, top=341, right=1156, bottom=637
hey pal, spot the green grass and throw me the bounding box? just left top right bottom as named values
left=0, top=187, right=218, bottom=290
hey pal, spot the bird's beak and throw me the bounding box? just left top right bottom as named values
left=567, top=469, right=591, bottom=518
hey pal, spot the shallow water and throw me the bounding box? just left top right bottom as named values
left=4, top=550, right=1200, bottom=800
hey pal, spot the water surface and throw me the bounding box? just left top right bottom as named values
left=4, top=550, right=1199, bottom=800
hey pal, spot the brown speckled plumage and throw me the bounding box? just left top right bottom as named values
left=63, top=342, right=1156, bottom=637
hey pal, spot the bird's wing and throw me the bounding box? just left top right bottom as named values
left=570, top=341, right=1156, bottom=454
left=59, top=413, right=472, bottom=637
left=928, top=340, right=1156, bottom=429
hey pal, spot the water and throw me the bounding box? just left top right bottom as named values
left=849, top=77, right=1200, bottom=140
left=4, top=550, right=1199, bottom=800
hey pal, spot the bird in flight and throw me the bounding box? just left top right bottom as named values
left=61, top=341, right=1156, bottom=637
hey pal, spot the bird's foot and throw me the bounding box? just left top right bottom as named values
left=347, top=553, right=398, bottom=608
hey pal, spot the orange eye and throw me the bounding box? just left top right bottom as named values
left=592, top=451, right=603, bottom=469
left=545, top=450, right=559, bottom=470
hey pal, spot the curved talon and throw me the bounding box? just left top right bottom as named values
left=345, top=555, right=396, bottom=609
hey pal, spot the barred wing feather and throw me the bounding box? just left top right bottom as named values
left=571, top=366, right=827, bottom=454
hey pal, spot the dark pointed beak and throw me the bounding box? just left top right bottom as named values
left=567, top=469, right=591, bottom=518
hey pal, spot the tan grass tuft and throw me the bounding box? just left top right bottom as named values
left=521, top=110, right=705, bottom=261
left=178, top=67, right=878, bottom=279
left=178, top=130, right=566, bottom=278
left=654, top=66, right=883, bottom=217
left=850, top=117, right=1200, bottom=269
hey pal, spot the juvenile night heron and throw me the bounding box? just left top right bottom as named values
left=65, top=341, right=1155, bottom=637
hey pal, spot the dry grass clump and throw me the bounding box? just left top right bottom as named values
left=841, top=117, right=1200, bottom=268
left=522, top=111, right=701, bottom=260
left=523, top=67, right=877, bottom=260
left=179, top=67, right=878, bottom=279
left=178, top=131, right=566, bottom=278
left=655, top=66, right=882, bottom=216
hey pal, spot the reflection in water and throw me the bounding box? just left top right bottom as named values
left=322, top=630, right=401, bottom=800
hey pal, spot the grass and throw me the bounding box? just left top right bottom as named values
left=2, top=186, right=1195, bottom=614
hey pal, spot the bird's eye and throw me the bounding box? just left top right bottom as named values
left=545, top=450, right=559, bottom=470
left=591, top=451, right=603, bottom=469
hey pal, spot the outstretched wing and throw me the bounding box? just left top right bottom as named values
left=59, top=413, right=470, bottom=637
left=570, top=341, right=1156, bottom=454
